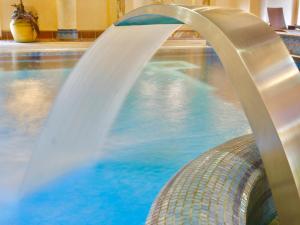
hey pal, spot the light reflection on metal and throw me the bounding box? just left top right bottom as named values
left=116, top=4, right=300, bottom=224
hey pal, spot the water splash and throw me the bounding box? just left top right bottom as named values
left=21, top=25, right=180, bottom=195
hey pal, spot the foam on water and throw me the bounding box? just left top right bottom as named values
left=21, top=25, right=180, bottom=195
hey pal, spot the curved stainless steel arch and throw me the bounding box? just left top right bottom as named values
left=116, top=5, right=300, bottom=224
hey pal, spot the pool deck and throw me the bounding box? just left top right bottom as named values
left=0, top=41, right=91, bottom=53
left=0, top=40, right=207, bottom=54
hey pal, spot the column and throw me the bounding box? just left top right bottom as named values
left=107, top=0, right=126, bottom=26
left=250, top=0, right=267, bottom=20
left=56, top=0, right=78, bottom=40
left=125, top=0, right=134, bottom=13
left=202, top=0, right=211, bottom=5
left=0, top=0, right=2, bottom=38
left=292, top=0, right=299, bottom=25
left=117, top=0, right=126, bottom=19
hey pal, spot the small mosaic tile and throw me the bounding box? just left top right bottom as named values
left=146, top=135, right=278, bottom=225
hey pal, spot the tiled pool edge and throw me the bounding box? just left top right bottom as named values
left=146, top=135, right=277, bottom=225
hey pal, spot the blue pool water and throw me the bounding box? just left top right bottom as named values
left=0, top=49, right=250, bottom=225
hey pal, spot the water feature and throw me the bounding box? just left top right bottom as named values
left=21, top=24, right=180, bottom=194
left=2, top=4, right=300, bottom=224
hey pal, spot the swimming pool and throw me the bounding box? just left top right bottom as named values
left=0, top=46, right=250, bottom=225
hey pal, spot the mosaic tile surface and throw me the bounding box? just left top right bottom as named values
left=146, top=135, right=278, bottom=225
left=281, top=35, right=300, bottom=56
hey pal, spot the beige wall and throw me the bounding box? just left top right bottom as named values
left=0, top=0, right=108, bottom=31
left=0, top=0, right=2, bottom=36
left=77, top=0, right=107, bottom=30
left=127, top=0, right=250, bottom=11
left=0, top=0, right=299, bottom=32
left=1, top=0, right=58, bottom=31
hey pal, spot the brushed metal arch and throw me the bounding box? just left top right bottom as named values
left=116, top=5, right=300, bottom=224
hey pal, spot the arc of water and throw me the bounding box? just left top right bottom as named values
left=21, top=24, right=181, bottom=195
left=115, top=4, right=300, bottom=225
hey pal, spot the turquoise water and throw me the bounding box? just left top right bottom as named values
left=0, top=50, right=250, bottom=225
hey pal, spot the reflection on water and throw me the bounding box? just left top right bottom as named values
left=0, top=52, right=81, bottom=71
left=138, top=61, right=200, bottom=127
left=5, top=79, right=54, bottom=134
left=0, top=69, right=68, bottom=202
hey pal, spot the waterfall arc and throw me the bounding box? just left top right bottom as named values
left=116, top=5, right=300, bottom=224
